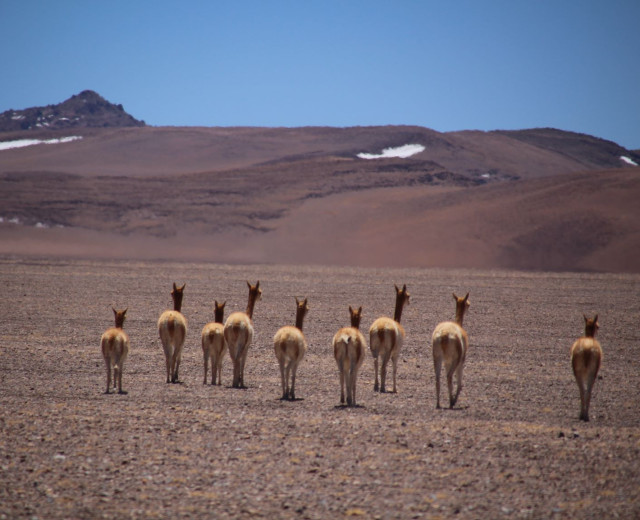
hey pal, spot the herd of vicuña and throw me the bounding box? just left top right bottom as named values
left=102, top=281, right=602, bottom=421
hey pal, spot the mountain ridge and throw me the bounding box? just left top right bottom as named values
left=0, top=90, right=145, bottom=132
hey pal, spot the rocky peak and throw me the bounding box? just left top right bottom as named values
left=0, top=90, right=145, bottom=132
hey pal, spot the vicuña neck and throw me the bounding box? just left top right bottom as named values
left=394, top=295, right=405, bottom=323
left=246, top=298, right=257, bottom=319
left=295, top=309, right=306, bottom=331
left=455, top=308, right=466, bottom=326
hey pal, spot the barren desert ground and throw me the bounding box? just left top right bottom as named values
left=1, top=257, right=639, bottom=519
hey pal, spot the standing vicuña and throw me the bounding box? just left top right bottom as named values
left=224, top=281, right=262, bottom=389
left=431, top=293, right=470, bottom=409
left=369, top=284, right=410, bottom=393
left=101, top=307, right=130, bottom=395
left=570, top=315, right=602, bottom=421
left=274, top=297, right=309, bottom=400
left=201, top=300, right=226, bottom=385
left=158, top=283, right=187, bottom=384
left=333, top=306, right=366, bottom=407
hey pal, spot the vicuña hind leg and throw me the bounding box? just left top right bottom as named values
left=373, top=357, right=379, bottom=392
left=279, top=360, right=287, bottom=399
left=391, top=352, right=399, bottom=393
left=582, top=374, right=597, bottom=422
left=290, top=363, right=298, bottom=400
left=105, top=359, right=112, bottom=394
left=433, top=356, right=442, bottom=409
left=576, top=378, right=587, bottom=421
left=380, top=350, right=391, bottom=393
left=453, top=363, right=464, bottom=407
left=203, top=354, right=209, bottom=385
left=163, top=348, right=172, bottom=384
left=447, top=362, right=457, bottom=409
left=216, top=357, right=223, bottom=385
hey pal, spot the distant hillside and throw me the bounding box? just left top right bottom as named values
left=1, top=125, right=638, bottom=180
left=0, top=90, right=145, bottom=132
left=1, top=92, right=639, bottom=272
left=493, top=128, right=636, bottom=171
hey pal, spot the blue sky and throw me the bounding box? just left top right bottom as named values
left=1, top=0, right=639, bottom=149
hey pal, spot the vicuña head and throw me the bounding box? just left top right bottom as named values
left=245, top=280, right=262, bottom=318
left=294, top=297, right=309, bottom=330
left=171, top=282, right=186, bottom=312
left=453, top=292, right=470, bottom=326
left=112, top=306, right=127, bottom=329
left=214, top=300, right=226, bottom=324
left=349, top=305, right=363, bottom=329
left=583, top=314, right=599, bottom=338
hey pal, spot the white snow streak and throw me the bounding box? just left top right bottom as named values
left=0, top=136, right=82, bottom=151
left=357, top=143, right=425, bottom=160
left=620, top=155, right=638, bottom=166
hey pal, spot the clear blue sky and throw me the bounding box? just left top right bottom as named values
left=1, top=0, right=639, bottom=149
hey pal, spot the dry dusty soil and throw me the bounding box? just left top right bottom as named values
left=1, top=258, right=639, bottom=519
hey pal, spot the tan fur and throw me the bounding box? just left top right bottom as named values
left=432, top=293, right=470, bottom=409
left=201, top=301, right=226, bottom=385
left=101, top=308, right=130, bottom=394
left=570, top=315, right=602, bottom=421
left=158, top=283, right=187, bottom=384
left=333, top=306, right=366, bottom=406
left=369, top=284, right=410, bottom=393
left=224, top=281, right=262, bottom=388
left=274, top=297, right=309, bottom=400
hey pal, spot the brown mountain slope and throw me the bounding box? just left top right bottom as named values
left=1, top=126, right=638, bottom=179
left=1, top=168, right=638, bottom=272
left=1, top=122, right=638, bottom=271
left=254, top=168, right=640, bottom=272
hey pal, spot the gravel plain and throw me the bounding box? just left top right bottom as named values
left=1, top=258, right=639, bottom=519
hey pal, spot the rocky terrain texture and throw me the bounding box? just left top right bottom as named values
left=0, top=258, right=638, bottom=519
left=0, top=90, right=145, bottom=133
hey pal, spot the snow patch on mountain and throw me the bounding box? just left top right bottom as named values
left=357, top=144, right=425, bottom=160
